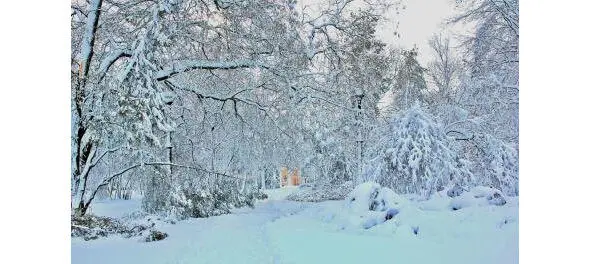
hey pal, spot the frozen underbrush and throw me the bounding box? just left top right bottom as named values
left=285, top=181, right=353, bottom=202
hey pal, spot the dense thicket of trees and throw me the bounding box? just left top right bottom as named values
left=444, top=0, right=519, bottom=195
left=71, top=0, right=518, bottom=218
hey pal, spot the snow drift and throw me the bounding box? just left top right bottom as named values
left=337, top=182, right=407, bottom=229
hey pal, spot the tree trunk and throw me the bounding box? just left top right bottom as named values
left=166, top=131, right=173, bottom=180
left=354, top=94, right=365, bottom=186
left=72, top=0, right=103, bottom=215
left=78, top=0, right=103, bottom=83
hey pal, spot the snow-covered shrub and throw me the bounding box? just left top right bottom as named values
left=346, top=182, right=405, bottom=213
left=475, top=134, right=519, bottom=196
left=446, top=183, right=465, bottom=198
left=162, top=185, right=193, bottom=219
left=144, top=230, right=168, bottom=242
left=71, top=214, right=158, bottom=241
left=143, top=173, right=268, bottom=220
left=368, top=106, right=473, bottom=199
left=166, top=186, right=266, bottom=219
left=448, top=186, right=507, bottom=211
left=339, top=182, right=405, bottom=229
left=183, top=188, right=234, bottom=218
left=470, top=186, right=507, bottom=206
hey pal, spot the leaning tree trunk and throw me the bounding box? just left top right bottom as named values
left=72, top=0, right=103, bottom=216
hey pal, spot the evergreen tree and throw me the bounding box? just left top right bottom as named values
left=389, top=47, right=428, bottom=112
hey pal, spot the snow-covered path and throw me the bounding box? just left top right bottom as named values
left=72, top=188, right=518, bottom=264
left=72, top=198, right=309, bottom=264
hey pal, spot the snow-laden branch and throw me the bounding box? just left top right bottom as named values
left=83, top=161, right=245, bottom=211
left=165, top=80, right=295, bottom=140
left=446, top=130, right=474, bottom=141
left=303, top=95, right=354, bottom=111
left=155, top=59, right=264, bottom=81
left=90, top=147, right=121, bottom=167
left=304, top=0, right=353, bottom=27
left=166, top=81, right=268, bottom=113
left=487, top=0, right=519, bottom=36
left=98, top=50, right=132, bottom=82
left=444, top=118, right=480, bottom=132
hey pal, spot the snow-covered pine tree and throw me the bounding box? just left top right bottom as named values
left=368, top=106, right=473, bottom=199
left=388, top=47, right=428, bottom=113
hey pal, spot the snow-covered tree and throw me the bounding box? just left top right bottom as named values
left=426, top=34, right=461, bottom=105
left=296, top=5, right=397, bottom=186
left=70, top=0, right=400, bottom=216
left=451, top=0, right=519, bottom=144
left=471, top=134, right=519, bottom=196
left=367, top=106, right=473, bottom=199
left=414, top=0, right=520, bottom=197
left=387, top=47, right=428, bottom=113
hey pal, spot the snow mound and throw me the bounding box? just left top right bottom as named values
left=449, top=186, right=507, bottom=211
left=347, top=182, right=405, bottom=213
left=337, top=182, right=406, bottom=229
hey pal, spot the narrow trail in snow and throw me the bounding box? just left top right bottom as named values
left=238, top=200, right=312, bottom=264
left=72, top=196, right=315, bottom=264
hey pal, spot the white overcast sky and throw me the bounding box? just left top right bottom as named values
left=378, top=0, right=465, bottom=63
left=298, top=0, right=471, bottom=64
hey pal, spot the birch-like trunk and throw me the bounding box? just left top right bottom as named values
left=72, top=0, right=103, bottom=214
left=353, top=94, right=365, bottom=186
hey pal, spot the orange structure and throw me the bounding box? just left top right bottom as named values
left=280, top=167, right=289, bottom=187
left=280, top=167, right=302, bottom=187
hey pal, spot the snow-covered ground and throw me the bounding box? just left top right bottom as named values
left=72, top=187, right=518, bottom=264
